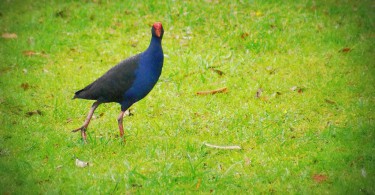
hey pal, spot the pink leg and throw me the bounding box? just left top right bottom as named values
left=117, top=110, right=126, bottom=141
left=72, top=101, right=101, bottom=141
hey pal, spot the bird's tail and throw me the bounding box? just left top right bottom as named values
left=73, top=89, right=85, bottom=99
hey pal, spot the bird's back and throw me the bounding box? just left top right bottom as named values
left=74, top=54, right=140, bottom=103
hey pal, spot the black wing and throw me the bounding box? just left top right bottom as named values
left=74, top=54, right=140, bottom=103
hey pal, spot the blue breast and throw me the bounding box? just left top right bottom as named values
left=121, top=38, right=163, bottom=108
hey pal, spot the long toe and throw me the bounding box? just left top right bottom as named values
left=72, top=126, right=86, bottom=132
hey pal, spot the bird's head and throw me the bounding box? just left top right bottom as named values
left=152, top=22, right=164, bottom=39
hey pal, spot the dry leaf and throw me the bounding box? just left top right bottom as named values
left=2, top=33, right=18, bottom=39
left=325, top=99, right=336, bottom=104
left=204, top=142, right=241, bottom=150
left=75, top=158, right=89, bottom=168
left=21, top=83, right=30, bottom=90
left=241, top=32, right=249, bottom=39
left=26, top=110, right=42, bottom=117
left=361, top=168, right=367, bottom=178
left=209, top=68, right=225, bottom=76
left=124, top=109, right=134, bottom=116
left=290, top=86, right=304, bottom=93
left=312, top=174, right=327, bottom=183
left=271, top=91, right=282, bottom=97
left=196, top=87, right=227, bottom=95
left=245, top=157, right=251, bottom=166
left=196, top=178, right=202, bottom=189
left=22, top=50, right=48, bottom=57
left=340, top=47, right=351, bottom=53
left=23, top=50, right=37, bottom=56
left=255, top=88, right=263, bottom=98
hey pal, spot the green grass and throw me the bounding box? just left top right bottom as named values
left=1, top=0, right=374, bottom=194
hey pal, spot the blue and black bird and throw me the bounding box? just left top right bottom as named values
left=72, top=22, right=164, bottom=142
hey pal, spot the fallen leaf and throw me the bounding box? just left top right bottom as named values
left=23, top=50, right=37, bottom=56
left=271, top=91, right=282, bottom=97
left=361, top=168, right=367, bottom=178
left=196, top=178, right=202, bottom=189
left=124, top=109, right=134, bottom=116
left=2, top=33, right=17, bottom=39
left=325, top=99, right=336, bottom=104
left=209, top=67, right=225, bottom=76
left=26, top=110, right=42, bottom=117
left=312, top=174, right=327, bottom=183
left=22, top=50, right=48, bottom=58
left=75, top=158, right=89, bottom=168
left=340, top=47, right=351, bottom=53
left=196, top=87, right=227, bottom=95
left=255, top=88, right=263, bottom=98
left=204, top=142, right=241, bottom=150
left=131, top=183, right=142, bottom=188
left=20, top=83, right=30, bottom=90
left=244, top=158, right=251, bottom=166
left=241, top=32, right=249, bottom=39
left=290, top=86, right=304, bottom=93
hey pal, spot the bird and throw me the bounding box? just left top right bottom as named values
left=72, top=22, right=164, bottom=142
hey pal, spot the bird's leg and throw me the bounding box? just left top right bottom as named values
left=117, top=110, right=126, bottom=141
left=72, top=101, right=101, bottom=141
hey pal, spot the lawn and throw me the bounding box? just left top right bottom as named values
left=0, top=0, right=374, bottom=194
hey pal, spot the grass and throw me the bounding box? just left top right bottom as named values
left=0, top=0, right=374, bottom=194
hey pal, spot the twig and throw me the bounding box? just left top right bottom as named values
left=196, top=87, right=228, bottom=95
left=204, top=142, right=241, bottom=150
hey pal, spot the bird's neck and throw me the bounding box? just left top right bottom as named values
left=146, top=36, right=162, bottom=52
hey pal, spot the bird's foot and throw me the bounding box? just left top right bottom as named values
left=72, top=126, right=87, bottom=142
left=72, top=126, right=86, bottom=132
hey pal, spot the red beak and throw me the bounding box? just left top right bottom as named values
left=155, top=28, right=161, bottom=37
left=153, top=22, right=163, bottom=37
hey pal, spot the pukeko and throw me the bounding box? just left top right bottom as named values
left=72, top=22, right=164, bottom=142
